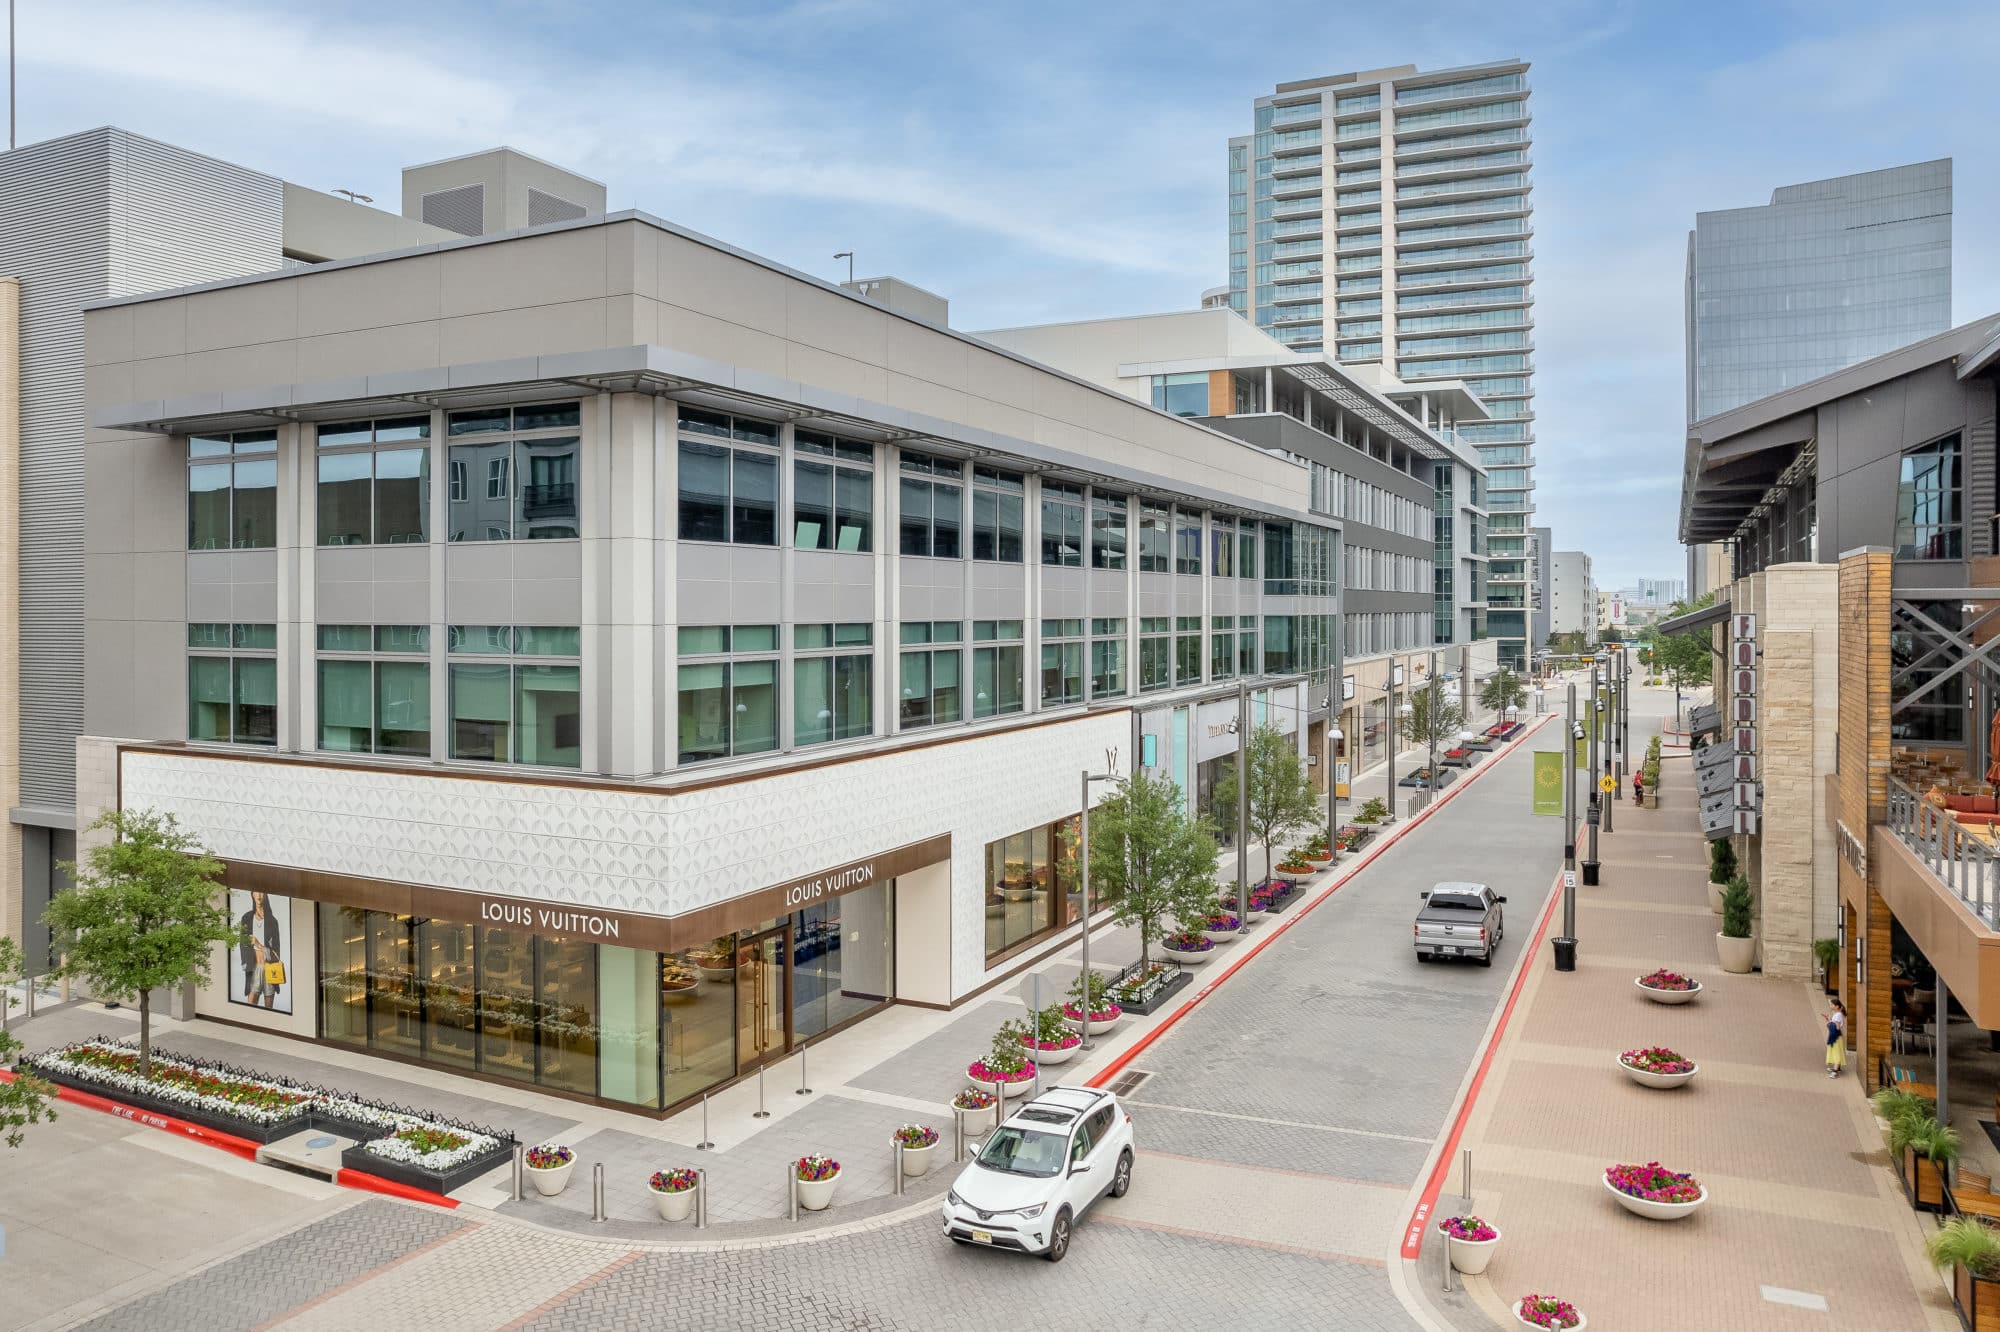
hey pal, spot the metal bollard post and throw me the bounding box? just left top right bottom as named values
left=895, top=1141, right=905, bottom=1197
left=511, top=1142, right=525, bottom=1202
left=753, top=1066, right=770, bottom=1119
left=24, top=976, right=34, bottom=1021
left=697, top=1093, right=714, bottom=1150
left=953, top=1107, right=965, bottom=1163
left=787, top=1163, right=798, bottom=1222
left=796, top=1046, right=811, bottom=1096
left=695, top=1168, right=708, bottom=1229
left=992, top=1079, right=1006, bottom=1120
left=592, top=1162, right=606, bottom=1223
left=1462, top=1147, right=1473, bottom=1207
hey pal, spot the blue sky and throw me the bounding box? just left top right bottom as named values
left=16, top=0, right=1998, bottom=590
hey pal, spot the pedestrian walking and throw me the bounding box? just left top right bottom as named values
left=1826, top=998, right=1847, bottom=1078
left=1632, top=769, right=1645, bottom=806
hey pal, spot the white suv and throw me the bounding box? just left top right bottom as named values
left=940, top=1085, right=1134, bottom=1262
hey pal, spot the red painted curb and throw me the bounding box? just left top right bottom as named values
left=335, top=1166, right=462, bottom=1209
left=1087, top=712, right=1557, bottom=1092
left=1400, top=863, right=1566, bottom=1258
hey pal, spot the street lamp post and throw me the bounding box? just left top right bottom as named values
left=1425, top=650, right=1439, bottom=807
left=1385, top=668, right=1400, bottom=823
left=1602, top=672, right=1616, bottom=835
left=1582, top=663, right=1603, bottom=885
left=1328, top=720, right=1344, bottom=864
left=1553, top=685, right=1581, bottom=971
left=1236, top=678, right=1250, bottom=933
left=1077, top=753, right=1119, bottom=1051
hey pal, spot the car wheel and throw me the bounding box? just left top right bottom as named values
left=1415, top=952, right=1429, bottom=963
left=1044, top=1207, right=1072, bottom=1263
left=1110, top=1150, right=1133, bottom=1198
left=1479, top=950, right=1494, bottom=968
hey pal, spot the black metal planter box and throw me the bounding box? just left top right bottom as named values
left=28, top=1063, right=312, bottom=1144
left=339, top=1141, right=515, bottom=1196
left=1119, top=968, right=1193, bottom=1015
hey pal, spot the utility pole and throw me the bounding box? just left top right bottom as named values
left=1329, top=634, right=1344, bottom=862
left=1236, top=676, right=1250, bottom=929
left=1426, top=649, right=1439, bottom=808
left=1582, top=663, right=1602, bottom=885
left=1554, top=683, right=1579, bottom=971
left=1385, top=668, right=1400, bottom=822
left=1602, top=669, right=1616, bottom=835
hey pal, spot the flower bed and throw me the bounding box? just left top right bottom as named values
left=893, top=1124, right=939, bottom=1149
left=1161, top=931, right=1214, bottom=955
left=966, top=1058, right=1036, bottom=1085
left=525, top=1144, right=573, bottom=1170
left=1203, top=910, right=1241, bottom=932
left=1437, top=1214, right=1496, bottom=1241
left=1606, top=1161, right=1702, bottom=1204
left=796, top=1153, right=841, bottom=1182
left=952, top=1089, right=997, bottom=1112
left=1637, top=969, right=1696, bottom=991
left=1056, top=1005, right=1119, bottom=1026
left=1515, top=1294, right=1583, bottom=1329
left=1022, top=1030, right=1083, bottom=1053
left=1274, top=860, right=1316, bottom=876
left=651, top=1167, right=699, bottom=1193
left=1620, top=1047, right=1694, bottom=1075
left=1111, top=960, right=1188, bottom=1014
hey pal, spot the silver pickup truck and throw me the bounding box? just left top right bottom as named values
left=1414, top=882, right=1507, bottom=966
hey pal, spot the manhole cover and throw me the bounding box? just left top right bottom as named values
left=306, top=1136, right=337, bottom=1149
left=1108, top=1069, right=1153, bottom=1097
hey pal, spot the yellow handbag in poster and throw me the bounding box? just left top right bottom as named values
left=264, top=960, right=287, bottom=986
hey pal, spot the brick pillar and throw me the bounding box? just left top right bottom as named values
left=1863, top=884, right=1895, bottom=1092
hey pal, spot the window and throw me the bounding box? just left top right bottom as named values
left=1138, top=503, right=1171, bottom=573
left=1090, top=492, right=1128, bottom=570
left=317, top=624, right=431, bottom=756
left=1238, top=614, right=1259, bottom=678
left=795, top=623, right=873, bottom=747
left=1150, top=372, right=1209, bottom=417
left=1139, top=617, right=1172, bottom=693
left=674, top=407, right=776, bottom=546
left=316, top=417, right=433, bottom=547
left=188, top=622, right=277, bottom=745
left=794, top=430, right=873, bottom=551
left=1040, top=482, right=1084, bottom=567
left=1239, top=522, right=1259, bottom=579
left=446, top=403, right=580, bottom=542
left=898, top=451, right=963, bottom=558
left=1895, top=434, right=1962, bottom=561
left=1175, top=510, right=1203, bottom=575
left=972, top=620, right=1025, bottom=719
left=972, top=465, right=1025, bottom=562
left=447, top=625, right=581, bottom=767
left=1090, top=618, right=1126, bottom=700
left=187, top=431, right=277, bottom=550
left=1211, top=615, right=1236, bottom=680
left=1176, top=616, right=1203, bottom=685
left=1211, top=520, right=1235, bottom=579
left=984, top=815, right=1086, bottom=960
left=675, top=625, right=778, bottom=764
left=1040, top=619, right=1084, bottom=706
left=898, top=622, right=963, bottom=729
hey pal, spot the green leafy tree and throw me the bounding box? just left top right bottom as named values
left=45, top=810, right=234, bottom=1078
left=1649, top=593, right=1716, bottom=692
left=1400, top=677, right=1466, bottom=749
left=1212, top=724, right=1320, bottom=889
left=0, top=936, right=57, bottom=1147
left=1088, top=770, right=1221, bottom=967
left=1479, top=669, right=1528, bottom=716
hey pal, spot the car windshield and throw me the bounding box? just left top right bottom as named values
left=1428, top=893, right=1485, bottom=911
left=975, top=1126, right=1067, bottom=1177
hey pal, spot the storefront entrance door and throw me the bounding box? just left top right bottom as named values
left=735, top=928, right=791, bottom=1073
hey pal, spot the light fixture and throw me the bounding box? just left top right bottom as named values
left=1398, top=701, right=1414, bottom=718
left=1330, top=725, right=1344, bottom=742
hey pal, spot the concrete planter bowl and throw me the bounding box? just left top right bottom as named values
left=1635, top=977, right=1702, bottom=1005
left=1445, top=1230, right=1500, bottom=1275
left=1163, top=940, right=1216, bottom=967
left=795, top=1167, right=841, bottom=1211
left=1617, top=1055, right=1699, bottom=1089
left=526, top=1156, right=575, bottom=1196
left=1023, top=1038, right=1082, bottom=1065
left=1716, top=933, right=1755, bottom=974
left=1603, top=1172, right=1708, bottom=1221
left=1706, top=881, right=1726, bottom=914
left=1513, top=1301, right=1587, bottom=1330
left=651, top=1181, right=696, bottom=1222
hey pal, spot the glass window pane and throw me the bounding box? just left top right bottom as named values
left=596, top=944, right=660, bottom=1108
left=375, top=625, right=429, bottom=654
left=447, top=407, right=511, bottom=436
left=677, top=407, right=730, bottom=438
left=419, top=917, right=476, bottom=1071
left=834, top=653, right=872, bottom=740
left=189, top=436, right=232, bottom=458
left=318, top=903, right=368, bottom=1046
left=1041, top=642, right=1082, bottom=705
left=731, top=416, right=777, bottom=445
left=794, top=656, right=832, bottom=747
left=678, top=661, right=729, bottom=763
left=189, top=463, right=232, bottom=550
left=732, top=659, right=777, bottom=755
left=188, top=656, right=231, bottom=740
left=375, top=660, right=430, bottom=756
left=449, top=625, right=512, bottom=655
left=795, top=458, right=833, bottom=550
left=899, top=652, right=933, bottom=728
left=233, top=658, right=277, bottom=745
left=931, top=648, right=961, bottom=722
left=515, top=401, right=580, bottom=432
left=448, top=441, right=511, bottom=542
left=932, top=483, right=962, bottom=558
left=475, top=923, right=535, bottom=1081
left=372, top=449, right=430, bottom=544
left=233, top=623, right=276, bottom=650
left=834, top=623, right=871, bottom=647
left=731, top=449, right=778, bottom=546
left=516, top=664, right=581, bottom=768
left=188, top=623, right=230, bottom=649
left=996, top=493, right=1024, bottom=562
left=318, top=659, right=373, bottom=752
left=899, top=478, right=932, bottom=556
left=734, top=625, right=777, bottom=653
left=318, top=421, right=374, bottom=446
left=518, top=437, right=578, bottom=539
left=835, top=467, right=872, bottom=552
left=374, top=415, right=430, bottom=442
left=678, top=626, right=729, bottom=655
left=317, top=452, right=373, bottom=546
left=450, top=662, right=512, bottom=760
left=795, top=624, right=832, bottom=650
left=514, top=626, right=581, bottom=657
left=536, top=934, right=597, bottom=1095
left=233, top=458, right=277, bottom=549
left=318, top=624, right=371, bottom=652
left=678, top=440, right=729, bottom=542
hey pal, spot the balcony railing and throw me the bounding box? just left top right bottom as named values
left=1887, top=778, right=2000, bottom=928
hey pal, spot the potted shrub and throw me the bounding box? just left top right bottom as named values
left=1813, top=938, right=1840, bottom=995
left=1022, top=1005, right=1084, bottom=1064
left=1201, top=908, right=1243, bottom=944
left=1354, top=797, right=1389, bottom=826
left=524, top=1143, right=575, bottom=1196
left=1514, top=1293, right=1585, bottom=1329
left=1634, top=968, right=1703, bottom=1004
left=648, top=1166, right=699, bottom=1222
left=968, top=1023, right=1038, bottom=1097
left=1603, top=1161, right=1707, bottom=1220
left=1437, top=1214, right=1500, bottom=1274
left=794, top=1153, right=842, bottom=1211
left=1062, top=971, right=1122, bottom=1034
left=952, top=1087, right=998, bottom=1132
left=1274, top=853, right=1316, bottom=876
left=1161, top=928, right=1216, bottom=966
left=1716, top=875, right=1754, bottom=973
left=1304, top=837, right=1333, bottom=865
left=1707, top=839, right=1736, bottom=914
left=1927, top=1216, right=2000, bottom=1331
left=1872, top=1086, right=1934, bottom=1138
left=1618, top=1046, right=1698, bottom=1089
left=1893, top=1115, right=1958, bottom=1213
left=893, top=1123, right=939, bottom=1178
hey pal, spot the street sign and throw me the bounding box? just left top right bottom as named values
left=1562, top=870, right=1577, bottom=891
left=1599, top=775, right=1617, bottom=793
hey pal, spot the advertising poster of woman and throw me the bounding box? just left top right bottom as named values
left=228, top=889, right=292, bottom=1014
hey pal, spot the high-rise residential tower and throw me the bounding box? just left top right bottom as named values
left=1230, top=58, right=1535, bottom=669
left=1683, top=158, right=1952, bottom=591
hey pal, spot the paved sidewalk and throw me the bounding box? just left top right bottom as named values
left=1425, top=683, right=1956, bottom=1331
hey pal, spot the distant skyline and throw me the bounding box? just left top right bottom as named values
left=12, top=0, right=1997, bottom=589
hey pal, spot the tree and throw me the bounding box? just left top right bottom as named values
left=1650, top=593, right=1716, bottom=692
left=0, top=936, right=57, bottom=1147
left=1479, top=669, right=1528, bottom=716
left=46, top=810, right=234, bottom=1078
left=1087, top=770, right=1220, bottom=968
left=1401, top=677, right=1466, bottom=749
left=1212, top=723, right=1321, bottom=889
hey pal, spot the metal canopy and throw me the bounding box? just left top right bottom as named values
left=1680, top=436, right=1810, bottom=544
left=1657, top=598, right=1729, bottom=637
left=1281, top=363, right=1450, bottom=461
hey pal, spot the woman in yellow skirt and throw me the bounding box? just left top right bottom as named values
left=1826, top=998, right=1847, bottom=1078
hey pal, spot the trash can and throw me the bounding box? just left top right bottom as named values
left=1551, top=937, right=1578, bottom=972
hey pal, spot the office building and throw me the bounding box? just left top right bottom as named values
left=1549, top=550, right=1595, bottom=642
left=1229, top=59, right=1536, bottom=669
left=75, top=191, right=1336, bottom=1112
left=1684, top=158, right=1953, bottom=591
left=1530, top=526, right=1551, bottom=649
